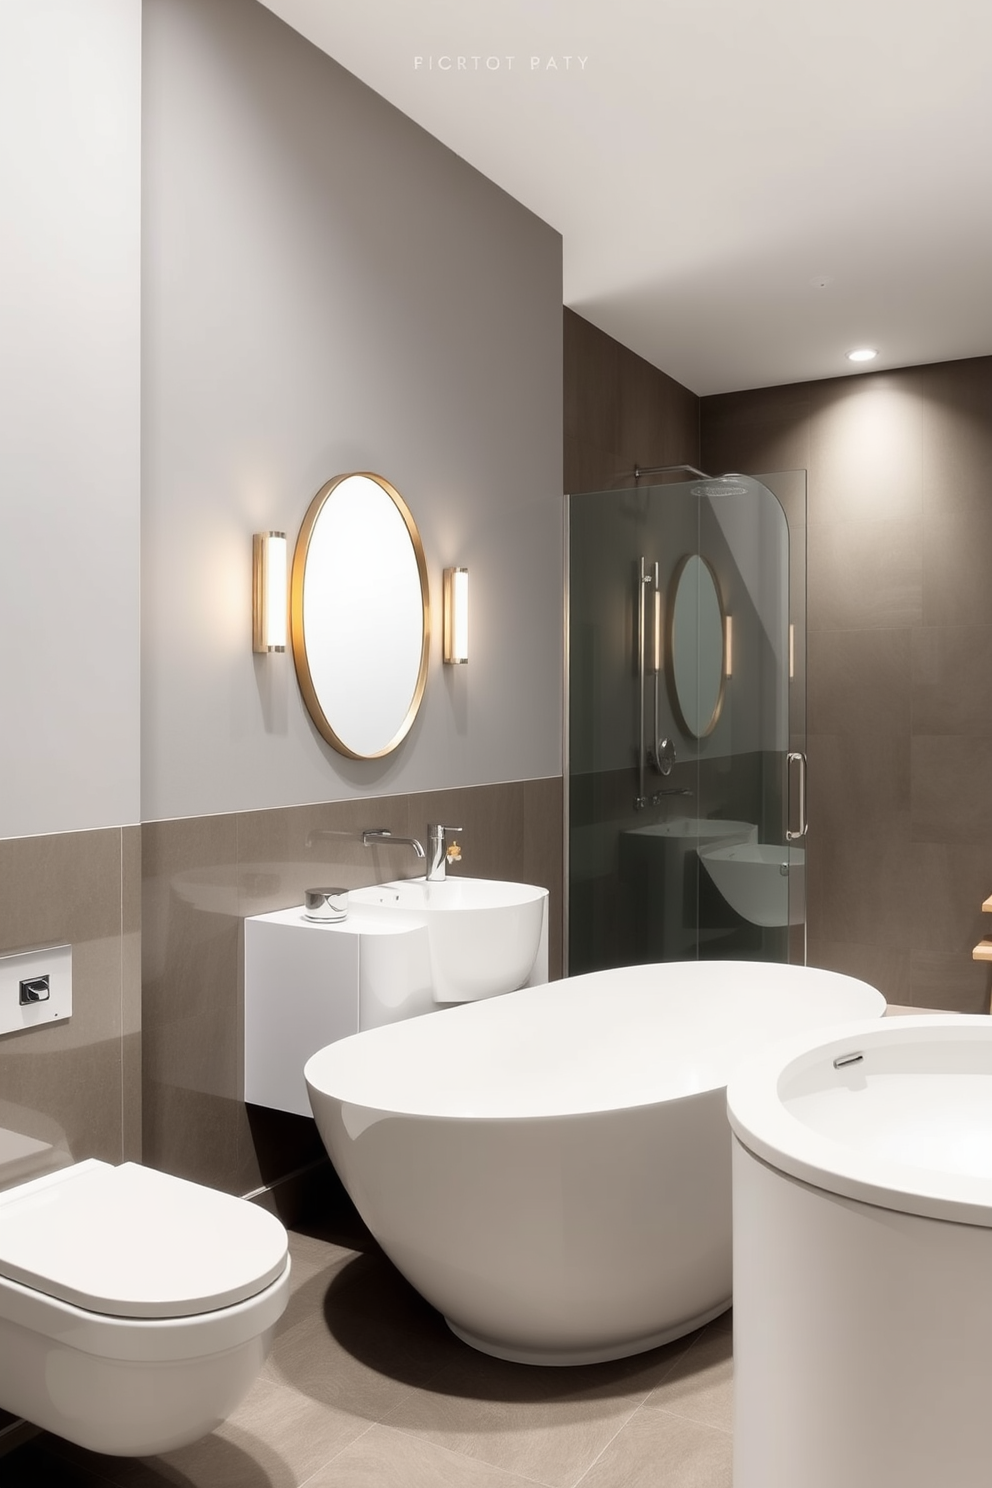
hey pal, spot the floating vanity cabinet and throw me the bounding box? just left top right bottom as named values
left=244, top=906, right=433, bottom=1117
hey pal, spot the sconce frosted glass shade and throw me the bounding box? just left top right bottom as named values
left=443, top=567, right=469, bottom=664
left=253, top=532, right=287, bottom=653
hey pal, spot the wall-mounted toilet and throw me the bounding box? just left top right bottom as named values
left=0, top=1159, right=290, bottom=1456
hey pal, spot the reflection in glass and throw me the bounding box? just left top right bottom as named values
left=668, top=554, right=725, bottom=738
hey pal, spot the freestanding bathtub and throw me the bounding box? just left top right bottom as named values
left=729, top=1014, right=992, bottom=1488
left=305, top=960, right=884, bottom=1365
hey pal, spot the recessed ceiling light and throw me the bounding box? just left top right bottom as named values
left=847, top=348, right=878, bottom=363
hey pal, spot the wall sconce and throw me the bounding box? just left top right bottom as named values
left=443, top=566, right=469, bottom=664
left=252, top=531, right=287, bottom=653
left=724, top=614, right=734, bottom=678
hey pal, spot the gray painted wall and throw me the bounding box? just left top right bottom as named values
left=141, top=0, right=564, bottom=823
left=0, top=0, right=141, bottom=839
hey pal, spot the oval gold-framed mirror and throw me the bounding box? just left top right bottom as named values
left=291, top=472, right=431, bottom=759
left=667, top=553, right=726, bottom=739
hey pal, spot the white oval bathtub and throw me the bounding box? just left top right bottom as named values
left=305, top=960, right=885, bottom=1365
left=728, top=1014, right=992, bottom=1488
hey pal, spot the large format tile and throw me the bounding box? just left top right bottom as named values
left=642, top=1319, right=733, bottom=1434
left=807, top=627, right=911, bottom=737
left=911, top=736, right=992, bottom=846
left=121, top=823, right=143, bottom=1162
left=808, top=374, right=923, bottom=526
left=575, top=1404, right=732, bottom=1488
left=912, top=626, right=992, bottom=735
left=807, top=516, right=923, bottom=631
left=908, top=842, right=992, bottom=956
left=0, top=827, right=125, bottom=1171
left=806, top=940, right=911, bottom=1005
left=305, top=1424, right=542, bottom=1488
left=909, top=950, right=988, bottom=1014
left=114, top=1377, right=368, bottom=1488
left=262, top=1247, right=456, bottom=1420
left=701, top=384, right=811, bottom=478
left=916, top=356, right=992, bottom=518
left=922, top=508, right=992, bottom=629
left=378, top=1335, right=698, bottom=1488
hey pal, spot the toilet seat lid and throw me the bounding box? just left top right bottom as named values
left=0, top=1160, right=289, bottom=1318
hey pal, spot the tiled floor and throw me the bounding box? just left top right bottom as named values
left=4, top=1219, right=733, bottom=1488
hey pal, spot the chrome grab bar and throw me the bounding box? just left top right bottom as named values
left=786, top=751, right=808, bottom=841
left=636, top=557, right=649, bottom=809
left=636, top=557, right=675, bottom=808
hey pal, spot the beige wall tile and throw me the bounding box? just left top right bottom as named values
left=0, top=828, right=125, bottom=1175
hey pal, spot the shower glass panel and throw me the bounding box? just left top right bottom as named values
left=566, top=472, right=807, bottom=976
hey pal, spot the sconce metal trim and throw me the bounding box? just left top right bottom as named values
left=252, top=531, right=287, bottom=653
left=443, top=566, right=469, bottom=665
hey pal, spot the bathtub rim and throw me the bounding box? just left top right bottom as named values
left=727, top=1013, right=992, bottom=1228
left=304, top=960, right=886, bottom=1123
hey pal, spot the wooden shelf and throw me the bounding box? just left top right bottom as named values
left=984, top=894, right=992, bottom=915
left=974, top=938, right=992, bottom=963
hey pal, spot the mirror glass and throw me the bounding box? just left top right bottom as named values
left=668, top=554, right=725, bottom=738
left=291, top=473, right=430, bottom=759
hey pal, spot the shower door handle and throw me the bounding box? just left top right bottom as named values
left=786, top=751, right=808, bottom=841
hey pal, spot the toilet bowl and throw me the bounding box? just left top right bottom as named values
left=0, top=1159, right=291, bottom=1456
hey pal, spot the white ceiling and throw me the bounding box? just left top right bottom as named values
left=260, top=0, right=992, bottom=395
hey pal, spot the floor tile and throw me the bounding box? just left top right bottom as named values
left=574, top=1406, right=732, bottom=1488
left=5, top=1226, right=736, bottom=1488
left=42, top=1376, right=370, bottom=1488
left=262, top=1247, right=458, bottom=1418
left=642, top=1319, right=734, bottom=1433
left=377, top=1333, right=699, bottom=1488
left=304, top=1423, right=546, bottom=1488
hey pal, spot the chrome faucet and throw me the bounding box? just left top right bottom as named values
left=361, top=828, right=426, bottom=860
left=427, top=823, right=463, bottom=881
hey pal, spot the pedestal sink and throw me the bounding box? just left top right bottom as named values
left=350, top=877, right=548, bottom=1003
left=620, top=819, right=759, bottom=959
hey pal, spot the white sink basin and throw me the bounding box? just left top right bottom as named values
left=349, top=876, right=548, bottom=1003
left=699, top=842, right=805, bottom=927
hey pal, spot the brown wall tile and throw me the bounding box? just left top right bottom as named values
left=703, top=354, right=992, bottom=1013
left=916, top=358, right=992, bottom=518
left=0, top=828, right=127, bottom=1177
left=808, top=375, right=923, bottom=525
left=122, top=823, right=142, bottom=1162
left=912, top=626, right=992, bottom=735
left=699, top=384, right=811, bottom=477
left=141, top=813, right=242, bottom=1191
left=808, top=518, right=923, bottom=631
left=564, top=308, right=699, bottom=494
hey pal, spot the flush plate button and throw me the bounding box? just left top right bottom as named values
left=19, top=976, right=50, bottom=1004
left=0, top=945, right=71, bottom=1036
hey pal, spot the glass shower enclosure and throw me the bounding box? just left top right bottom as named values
left=565, top=471, right=806, bottom=976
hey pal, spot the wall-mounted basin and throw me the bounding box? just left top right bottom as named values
left=350, top=876, right=548, bottom=1004
left=699, top=842, right=805, bottom=927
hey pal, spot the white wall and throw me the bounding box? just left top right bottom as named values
left=0, top=0, right=141, bottom=839
left=141, top=0, right=564, bottom=822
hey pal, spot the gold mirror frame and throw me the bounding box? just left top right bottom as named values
left=291, top=472, right=431, bottom=759
left=666, top=553, right=726, bottom=739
